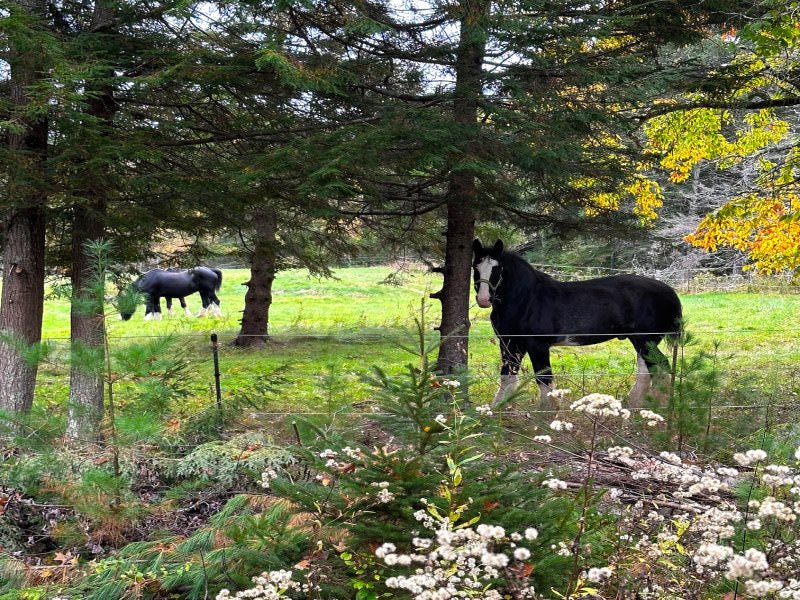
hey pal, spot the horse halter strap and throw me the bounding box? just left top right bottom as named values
left=476, top=266, right=503, bottom=293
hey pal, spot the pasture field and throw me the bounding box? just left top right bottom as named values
left=33, top=266, right=800, bottom=426
left=5, top=266, right=800, bottom=600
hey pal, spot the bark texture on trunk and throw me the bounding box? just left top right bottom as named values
left=435, top=200, right=475, bottom=374
left=434, top=0, right=487, bottom=375
left=66, top=0, right=116, bottom=440
left=0, top=0, right=49, bottom=418
left=0, top=209, right=47, bottom=416
left=67, top=204, right=107, bottom=440
left=233, top=209, right=278, bottom=349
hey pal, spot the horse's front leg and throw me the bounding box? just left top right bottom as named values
left=143, top=294, right=156, bottom=320
left=151, top=296, right=163, bottom=321
left=494, top=338, right=524, bottom=406
left=529, top=345, right=554, bottom=407
left=179, top=297, right=191, bottom=316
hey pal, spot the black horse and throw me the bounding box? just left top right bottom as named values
left=472, top=239, right=682, bottom=406
left=119, top=267, right=223, bottom=321
left=161, top=268, right=196, bottom=316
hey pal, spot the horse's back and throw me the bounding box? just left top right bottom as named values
left=559, top=274, right=681, bottom=334
left=138, top=269, right=197, bottom=296
left=494, top=271, right=681, bottom=341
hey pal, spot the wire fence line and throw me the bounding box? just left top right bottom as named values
left=37, top=324, right=800, bottom=343
left=33, top=326, right=800, bottom=376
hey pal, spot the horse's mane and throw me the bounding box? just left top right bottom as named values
left=500, top=250, right=556, bottom=291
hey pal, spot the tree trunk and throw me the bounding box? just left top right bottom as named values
left=66, top=204, right=107, bottom=440
left=434, top=199, right=475, bottom=374
left=0, top=210, right=47, bottom=416
left=66, top=0, right=116, bottom=440
left=233, top=209, right=278, bottom=349
left=434, top=0, right=487, bottom=375
left=0, top=0, right=49, bottom=419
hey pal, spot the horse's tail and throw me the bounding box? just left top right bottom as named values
left=212, top=268, right=222, bottom=291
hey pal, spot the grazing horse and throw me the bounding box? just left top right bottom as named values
left=162, top=268, right=193, bottom=316
left=472, top=239, right=682, bottom=407
left=119, top=267, right=223, bottom=321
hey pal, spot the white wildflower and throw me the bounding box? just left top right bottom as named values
left=375, top=543, right=396, bottom=558
left=259, top=469, right=278, bottom=489
left=524, top=528, right=539, bottom=541
left=376, top=488, right=395, bottom=503
left=570, top=393, right=629, bottom=419
left=733, top=449, right=768, bottom=466
left=639, top=409, right=664, bottom=426
left=608, top=446, right=635, bottom=462
left=513, top=547, right=531, bottom=561
left=476, top=405, right=493, bottom=416
left=586, top=566, right=612, bottom=583
left=543, top=478, right=568, bottom=490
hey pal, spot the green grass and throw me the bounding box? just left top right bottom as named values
left=30, top=267, right=800, bottom=420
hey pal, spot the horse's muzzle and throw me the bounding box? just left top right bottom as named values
left=476, top=295, right=492, bottom=308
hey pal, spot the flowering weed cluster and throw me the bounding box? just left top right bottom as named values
left=588, top=443, right=800, bottom=598
left=220, top=335, right=799, bottom=600
left=216, top=570, right=310, bottom=600
left=373, top=509, right=540, bottom=600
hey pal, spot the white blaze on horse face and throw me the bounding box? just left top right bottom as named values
left=475, top=257, right=499, bottom=308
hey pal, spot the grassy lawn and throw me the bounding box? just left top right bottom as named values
left=31, top=267, right=800, bottom=420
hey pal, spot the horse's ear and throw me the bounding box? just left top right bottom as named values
left=492, top=239, right=504, bottom=256
left=472, top=238, right=483, bottom=255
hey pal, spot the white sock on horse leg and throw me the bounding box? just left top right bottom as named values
left=144, top=312, right=153, bottom=321
left=493, top=373, right=519, bottom=406
left=196, top=307, right=208, bottom=317
left=184, top=307, right=192, bottom=316
left=154, top=312, right=162, bottom=321
left=628, top=355, right=651, bottom=407
left=538, top=381, right=553, bottom=405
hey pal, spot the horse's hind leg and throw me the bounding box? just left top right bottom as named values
left=196, top=292, right=213, bottom=317
left=629, top=338, right=670, bottom=407
left=529, top=346, right=554, bottom=408
left=180, top=297, right=191, bottom=316
left=629, top=353, right=650, bottom=408
left=209, top=291, right=222, bottom=317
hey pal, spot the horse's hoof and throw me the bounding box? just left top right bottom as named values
left=144, top=313, right=153, bottom=321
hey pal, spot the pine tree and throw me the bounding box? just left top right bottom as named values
left=264, top=0, right=756, bottom=374
left=0, top=0, right=51, bottom=417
